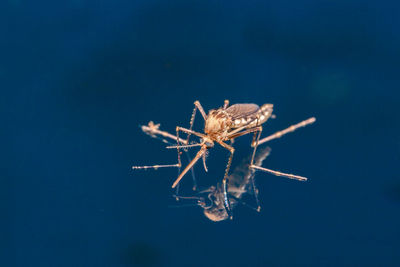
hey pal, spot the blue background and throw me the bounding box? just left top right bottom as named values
left=2, top=0, right=399, bottom=266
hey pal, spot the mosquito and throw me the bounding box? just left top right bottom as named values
left=133, top=100, right=273, bottom=190
left=133, top=100, right=315, bottom=217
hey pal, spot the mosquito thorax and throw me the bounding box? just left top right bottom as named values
left=204, top=109, right=232, bottom=139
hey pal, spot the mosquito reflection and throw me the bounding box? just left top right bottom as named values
left=174, top=147, right=271, bottom=222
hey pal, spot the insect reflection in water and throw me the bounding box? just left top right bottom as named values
left=184, top=147, right=272, bottom=222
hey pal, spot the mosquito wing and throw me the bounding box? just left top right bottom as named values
left=225, top=103, right=260, bottom=120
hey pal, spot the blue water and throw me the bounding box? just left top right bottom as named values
left=2, top=1, right=399, bottom=266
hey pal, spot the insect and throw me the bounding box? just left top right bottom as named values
left=135, top=100, right=272, bottom=185
left=133, top=100, right=315, bottom=218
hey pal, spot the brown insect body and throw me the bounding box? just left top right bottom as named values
left=204, top=103, right=274, bottom=142
left=171, top=102, right=275, bottom=193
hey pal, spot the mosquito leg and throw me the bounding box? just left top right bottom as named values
left=255, top=117, right=316, bottom=146
left=223, top=178, right=233, bottom=220
left=186, top=101, right=208, bottom=146
left=177, top=126, right=210, bottom=174
left=185, top=104, right=196, bottom=149
left=217, top=141, right=235, bottom=181
left=249, top=121, right=309, bottom=182
left=195, top=101, right=207, bottom=120
left=216, top=140, right=235, bottom=220
left=229, top=195, right=260, bottom=212
left=170, top=145, right=199, bottom=191
left=133, top=124, right=185, bottom=171
left=174, top=163, right=182, bottom=200
left=139, top=121, right=197, bottom=192
left=174, top=125, right=184, bottom=198
left=226, top=125, right=248, bottom=137
left=132, top=163, right=180, bottom=170
left=227, top=126, right=262, bottom=140
left=227, top=126, right=263, bottom=168
left=250, top=126, right=262, bottom=167
left=251, top=165, right=308, bottom=181
left=223, top=99, right=229, bottom=109
left=250, top=173, right=261, bottom=212
left=175, top=125, right=182, bottom=171
left=184, top=152, right=198, bottom=191
left=142, top=121, right=188, bottom=145
left=140, top=121, right=185, bottom=173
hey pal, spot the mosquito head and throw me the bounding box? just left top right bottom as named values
left=201, top=137, right=214, bottom=148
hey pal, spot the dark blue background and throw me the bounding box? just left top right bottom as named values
left=2, top=0, right=399, bottom=266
